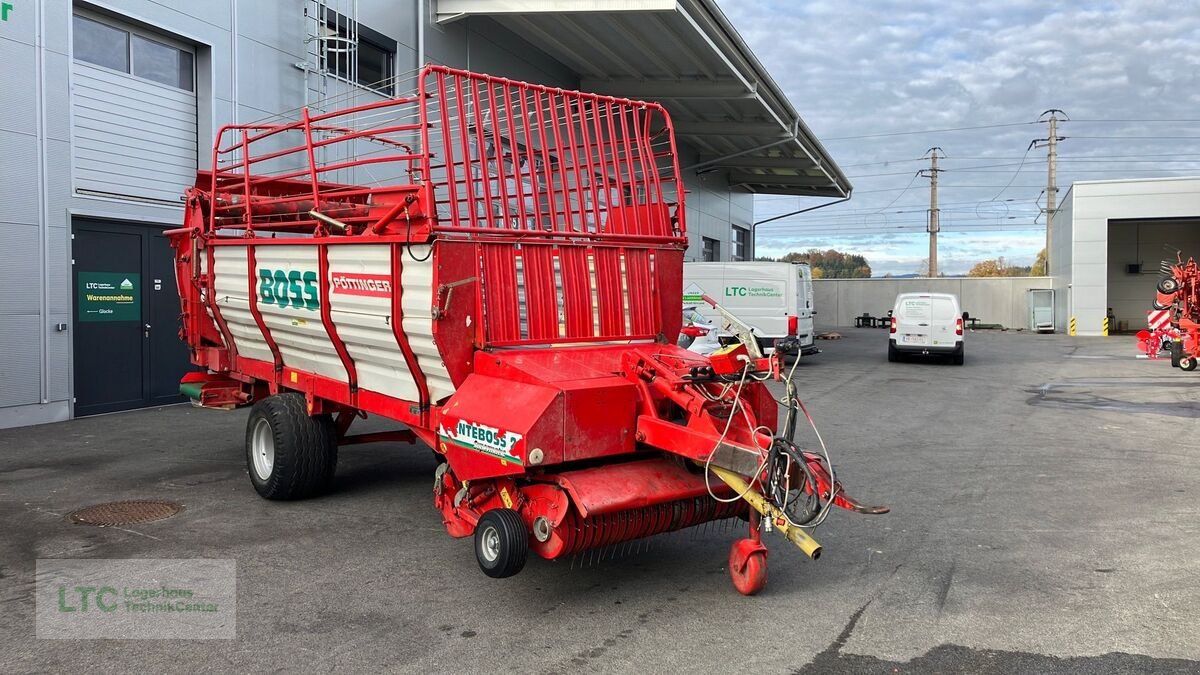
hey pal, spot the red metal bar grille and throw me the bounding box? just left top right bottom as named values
left=420, top=66, right=685, bottom=243
left=479, top=242, right=666, bottom=346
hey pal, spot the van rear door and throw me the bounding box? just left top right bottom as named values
left=895, top=295, right=933, bottom=347
left=930, top=296, right=959, bottom=347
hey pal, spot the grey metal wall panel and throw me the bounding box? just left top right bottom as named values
left=236, top=0, right=306, bottom=60
left=0, top=314, right=42, bottom=407
left=0, top=223, right=41, bottom=315
left=48, top=313, right=71, bottom=402
left=71, top=62, right=198, bottom=203
left=48, top=227, right=71, bottom=314
left=44, top=50, right=73, bottom=142
left=0, top=130, right=40, bottom=224
left=0, top=37, right=37, bottom=135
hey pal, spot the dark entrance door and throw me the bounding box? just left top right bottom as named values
left=72, top=219, right=192, bottom=416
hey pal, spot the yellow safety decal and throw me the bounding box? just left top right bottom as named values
left=500, top=487, right=514, bottom=509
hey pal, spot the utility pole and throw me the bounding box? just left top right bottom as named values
left=920, top=147, right=943, bottom=277
left=1031, top=110, right=1067, bottom=271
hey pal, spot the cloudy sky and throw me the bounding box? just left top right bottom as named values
left=716, top=0, right=1200, bottom=276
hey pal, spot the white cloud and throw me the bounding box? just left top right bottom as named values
left=716, top=0, right=1200, bottom=273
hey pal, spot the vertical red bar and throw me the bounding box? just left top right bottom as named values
left=624, top=248, right=653, bottom=334
left=517, top=87, right=541, bottom=230
left=436, top=72, right=460, bottom=229
left=602, top=101, right=627, bottom=234
left=501, top=82, right=529, bottom=229
left=453, top=73, right=480, bottom=231
left=485, top=79, right=512, bottom=228
left=559, top=246, right=593, bottom=338
left=482, top=244, right=520, bottom=343
left=546, top=91, right=572, bottom=232
left=240, top=131, right=254, bottom=234
left=627, top=107, right=658, bottom=236
left=418, top=67, right=433, bottom=196
left=469, top=77, right=496, bottom=229
left=531, top=90, right=560, bottom=233
left=559, top=92, right=588, bottom=234
left=594, top=247, right=626, bottom=336
left=301, top=107, right=321, bottom=216
left=616, top=104, right=640, bottom=232
left=589, top=98, right=616, bottom=233
left=573, top=97, right=603, bottom=232
left=643, top=108, right=666, bottom=211
left=523, top=245, right=556, bottom=340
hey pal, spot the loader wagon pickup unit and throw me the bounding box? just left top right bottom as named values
left=170, top=65, right=885, bottom=594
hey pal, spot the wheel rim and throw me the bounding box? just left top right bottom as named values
left=250, top=417, right=275, bottom=480
left=480, top=525, right=501, bottom=563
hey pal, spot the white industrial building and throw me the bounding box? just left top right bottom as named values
left=1049, top=176, right=1200, bottom=336
left=0, top=0, right=849, bottom=428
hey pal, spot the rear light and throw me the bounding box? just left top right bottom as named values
left=787, top=315, right=798, bottom=335
left=889, top=317, right=897, bottom=334
left=956, top=318, right=963, bottom=336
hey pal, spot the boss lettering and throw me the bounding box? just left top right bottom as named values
left=258, top=268, right=319, bottom=311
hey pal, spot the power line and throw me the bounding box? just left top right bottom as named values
left=823, top=121, right=1038, bottom=141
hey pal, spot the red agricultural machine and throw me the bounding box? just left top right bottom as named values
left=169, top=65, right=885, bottom=594
left=1140, top=253, right=1200, bottom=370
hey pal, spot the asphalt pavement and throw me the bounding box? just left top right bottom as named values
left=2, top=328, right=1198, bottom=673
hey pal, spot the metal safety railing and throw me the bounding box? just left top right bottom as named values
left=202, top=65, right=685, bottom=245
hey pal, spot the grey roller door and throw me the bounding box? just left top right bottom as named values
left=70, top=13, right=198, bottom=204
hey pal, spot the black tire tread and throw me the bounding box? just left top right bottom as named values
left=475, top=508, right=529, bottom=578
left=246, top=393, right=337, bottom=500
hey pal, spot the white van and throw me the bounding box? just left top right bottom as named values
left=888, top=292, right=966, bottom=365
left=682, top=261, right=817, bottom=357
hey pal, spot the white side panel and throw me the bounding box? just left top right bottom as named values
left=326, top=245, right=421, bottom=402
left=400, top=246, right=456, bottom=404
left=211, top=247, right=273, bottom=362
left=254, top=246, right=347, bottom=382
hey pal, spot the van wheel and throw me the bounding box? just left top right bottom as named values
left=952, top=349, right=965, bottom=365
left=887, top=343, right=898, bottom=362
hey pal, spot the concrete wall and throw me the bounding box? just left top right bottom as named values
left=0, top=0, right=749, bottom=428
left=1053, top=177, right=1200, bottom=335
left=1107, top=218, right=1200, bottom=330
left=813, top=277, right=1053, bottom=330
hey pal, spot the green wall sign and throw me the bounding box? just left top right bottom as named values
left=1, top=4, right=13, bottom=22
left=78, top=272, right=140, bottom=322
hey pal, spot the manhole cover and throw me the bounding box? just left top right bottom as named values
left=68, top=500, right=183, bottom=527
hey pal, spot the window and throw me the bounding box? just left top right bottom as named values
left=732, top=225, right=749, bottom=261
left=322, top=13, right=396, bottom=95
left=73, top=14, right=194, bottom=92
left=702, top=237, right=720, bottom=262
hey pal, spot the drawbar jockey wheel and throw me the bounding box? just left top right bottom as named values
left=474, top=508, right=529, bottom=578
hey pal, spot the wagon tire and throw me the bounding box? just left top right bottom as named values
left=1171, top=341, right=1182, bottom=368
left=474, top=508, right=529, bottom=579
left=1182, top=357, right=1198, bottom=372
left=245, top=393, right=338, bottom=500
